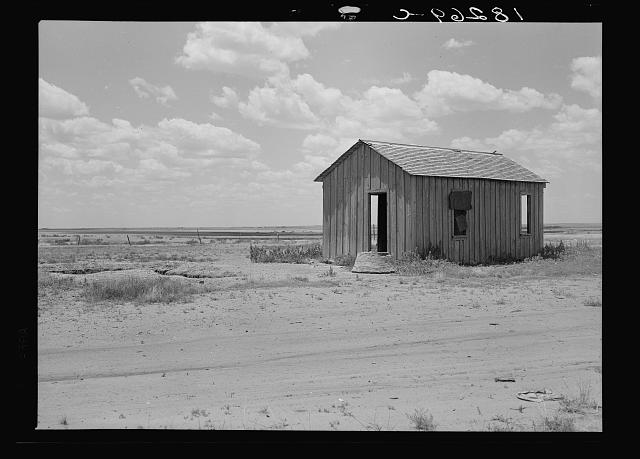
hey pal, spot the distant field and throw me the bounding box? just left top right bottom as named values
left=38, top=226, right=323, bottom=246
left=38, top=223, right=600, bottom=247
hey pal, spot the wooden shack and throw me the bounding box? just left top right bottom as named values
left=314, top=139, right=548, bottom=265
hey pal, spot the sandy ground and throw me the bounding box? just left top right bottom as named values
left=37, top=238, right=602, bottom=431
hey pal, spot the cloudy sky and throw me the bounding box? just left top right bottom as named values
left=38, top=21, right=601, bottom=228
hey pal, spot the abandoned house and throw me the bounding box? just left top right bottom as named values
left=314, top=139, right=548, bottom=265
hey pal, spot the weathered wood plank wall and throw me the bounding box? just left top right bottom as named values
left=321, top=143, right=545, bottom=263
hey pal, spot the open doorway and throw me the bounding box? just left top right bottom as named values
left=369, top=193, right=387, bottom=252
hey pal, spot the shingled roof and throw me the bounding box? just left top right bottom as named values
left=313, top=139, right=547, bottom=183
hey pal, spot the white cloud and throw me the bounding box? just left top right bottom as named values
left=570, top=56, right=601, bottom=99
left=42, top=157, right=124, bottom=176
left=443, top=38, right=475, bottom=49
left=176, top=22, right=339, bottom=78
left=451, top=103, right=601, bottom=178
left=136, top=158, right=191, bottom=180
left=237, top=72, right=439, bottom=138
left=129, top=77, right=178, bottom=106
left=211, top=86, right=238, bottom=108
left=238, top=80, right=321, bottom=129
left=209, top=111, right=223, bottom=121
left=389, top=72, right=414, bottom=85
left=333, top=86, right=439, bottom=141
left=414, top=70, right=563, bottom=117
left=302, top=133, right=340, bottom=154
left=40, top=142, right=78, bottom=158
left=39, top=113, right=262, bottom=189
left=39, top=78, right=90, bottom=119
left=156, top=118, right=260, bottom=157
left=290, top=74, right=346, bottom=116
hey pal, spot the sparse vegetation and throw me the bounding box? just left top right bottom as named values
left=406, top=408, right=437, bottom=431
left=487, top=415, right=520, bottom=431
left=83, top=276, right=207, bottom=303
left=539, top=240, right=566, bottom=259
left=389, top=239, right=600, bottom=280
left=319, top=265, right=336, bottom=277
left=38, top=270, right=76, bottom=292
left=559, top=381, right=600, bottom=414
left=584, top=298, right=602, bottom=307
left=393, top=250, right=454, bottom=276
left=536, top=413, right=576, bottom=432
left=249, top=243, right=323, bottom=263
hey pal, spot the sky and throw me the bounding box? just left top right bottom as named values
left=38, top=21, right=601, bottom=228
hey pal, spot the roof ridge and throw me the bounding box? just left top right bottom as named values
left=361, top=139, right=503, bottom=156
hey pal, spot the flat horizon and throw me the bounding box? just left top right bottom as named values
left=38, top=222, right=602, bottom=231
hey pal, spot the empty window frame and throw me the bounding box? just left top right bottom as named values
left=520, top=193, right=531, bottom=234
left=453, top=210, right=467, bottom=236
left=449, top=190, right=472, bottom=237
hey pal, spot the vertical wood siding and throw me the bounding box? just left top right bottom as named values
left=321, top=144, right=545, bottom=263
left=322, top=181, right=330, bottom=258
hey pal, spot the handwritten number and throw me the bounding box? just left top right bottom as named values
left=431, top=8, right=445, bottom=22
left=465, top=7, right=487, bottom=20
left=513, top=7, right=523, bottom=21
left=393, top=9, right=411, bottom=20
left=492, top=7, right=509, bottom=22
left=426, top=6, right=519, bottom=23
left=451, top=8, right=464, bottom=21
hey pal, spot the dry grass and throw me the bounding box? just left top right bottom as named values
left=249, top=243, right=323, bottom=263
left=38, top=244, right=221, bottom=265
left=583, top=298, right=602, bottom=307
left=406, top=408, right=437, bottom=431
left=38, top=270, right=76, bottom=291
left=559, top=380, right=600, bottom=414
left=536, top=414, right=576, bottom=432
left=319, top=265, right=336, bottom=277
left=392, top=241, right=601, bottom=281
left=82, top=276, right=207, bottom=304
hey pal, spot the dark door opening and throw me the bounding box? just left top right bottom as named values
left=369, top=193, right=387, bottom=252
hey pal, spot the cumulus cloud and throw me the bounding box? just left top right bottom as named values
left=333, top=86, right=439, bottom=141
left=238, top=76, right=322, bottom=129
left=414, top=70, right=563, bottom=117
left=39, top=78, right=90, bottom=119
left=156, top=118, right=260, bottom=157
left=176, top=22, right=339, bottom=78
left=236, top=67, right=562, bottom=150
left=237, top=72, right=439, bottom=137
left=570, top=56, right=601, bottom=99
left=443, top=38, right=475, bottom=49
left=451, top=103, right=601, bottom=178
left=42, top=157, right=125, bottom=176
left=129, top=77, right=178, bottom=106
left=211, top=86, right=238, bottom=108
left=39, top=113, right=262, bottom=190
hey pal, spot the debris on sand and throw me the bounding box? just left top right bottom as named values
left=516, top=389, right=563, bottom=402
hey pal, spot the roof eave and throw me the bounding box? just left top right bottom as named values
left=313, top=139, right=363, bottom=182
